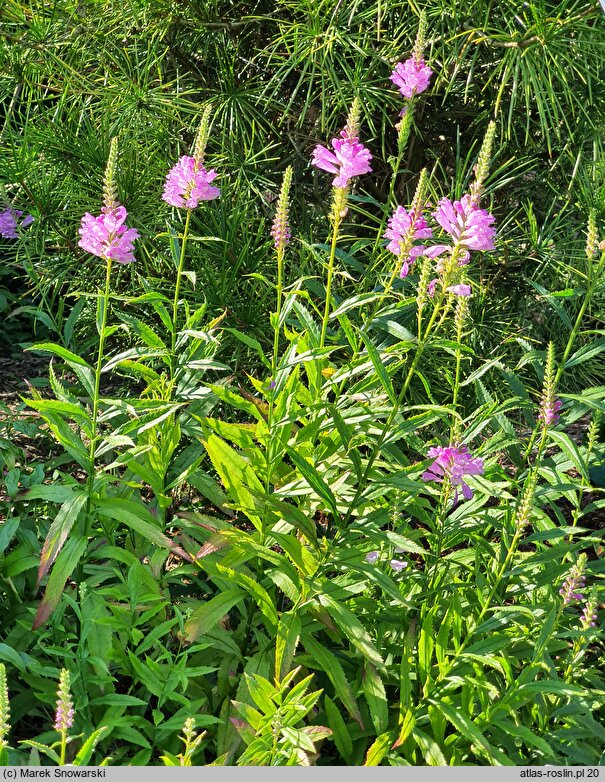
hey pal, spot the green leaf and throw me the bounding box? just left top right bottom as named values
left=324, top=695, right=353, bottom=763
left=275, top=611, right=301, bottom=683
left=184, top=588, right=245, bottom=642
left=201, top=433, right=265, bottom=529
left=303, top=634, right=364, bottom=729
left=428, top=699, right=514, bottom=765
left=364, top=731, right=394, bottom=766
left=564, top=338, right=605, bottom=368
left=0, top=643, right=27, bottom=672
left=20, top=484, right=75, bottom=503
left=214, top=564, right=278, bottom=632
left=223, top=328, right=269, bottom=367
left=317, top=593, right=383, bottom=667
left=33, top=535, right=88, bottom=629
left=546, top=429, right=589, bottom=480
left=284, top=446, right=340, bottom=521
left=72, top=726, right=109, bottom=766
left=94, top=498, right=192, bottom=562
left=116, top=312, right=167, bottom=350
left=26, top=342, right=94, bottom=397
left=418, top=611, right=434, bottom=692
left=412, top=728, right=447, bottom=766
left=38, top=492, right=87, bottom=586
left=359, top=331, right=398, bottom=406
left=362, top=662, right=389, bottom=734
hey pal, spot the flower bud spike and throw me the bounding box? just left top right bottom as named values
left=271, top=166, right=293, bottom=252
left=580, top=593, right=598, bottom=631
left=469, top=121, right=496, bottom=207
left=412, top=11, right=428, bottom=64
left=343, top=97, right=362, bottom=141
left=586, top=209, right=599, bottom=259
left=513, top=471, right=538, bottom=533
left=193, top=105, right=213, bottom=167
left=538, top=341, right=561, bottom=427
left=0, top=665, right=10, bottom=750
left=103, top=137, right=119, bottom=211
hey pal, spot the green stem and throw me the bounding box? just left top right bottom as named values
left=339, top=270, right=455, bottom=531
left=319, top=189, right=346, bottom=351
left=450, top=300, right=466, bottom=444
left=265, top=245, right=285, bottom=501
left=427, top=481, right=452, bottom=592
left=171, top=208, right=193, bottom=381
left=84, top=257, right=113, bottom=536
left=59, top=730, right=67, bottom=766
left=523, top=250, right=605, bottom=463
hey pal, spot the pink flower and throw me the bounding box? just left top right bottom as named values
left=312, top=131, right=372, bottom=189
left=538, top=397, right=562, bottom=427
left=162, top=155, right=220, bottom=209
left=421, top=444, right=484, bottom=503
left=447, top=284, right=471, bottom=297
left=365, top=551, right=379, bottom=564
left=433, top=195, right=496, bottom=252
left=390, top=58, right=433, bottom=99
left=0, top=209, right=34, bottom=238
left=390, top=558, right=408, bottom=572
left=427, top=278, right=439, bottom=297
left=384, top=205, right=433, bottom=277
left=78, top=205, right=139, bottom=264
left=559, top=560, right=586, bottom=605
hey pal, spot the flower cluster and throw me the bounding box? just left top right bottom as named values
left=559, top=555, right=587, bottom=605
left=0, top=665, right=9, bottom=751
left=78, top=205, right=139, bottom=264
left=54, top=669, right=74, bottom=734
left=364, top=550, right=408, bottom=572
left=422, top=444, right=484, bottom=503
left=581, top=598, right=598, bottom=630
left=539, top=397, right=562, bottom=427
left=384, top=205, right=433, bottom=277
left=162, top=156, right=220, bottom=209
left=312, top=130, right=372, bottom=189
left=538, top=342, right=561, bottom=427
left=270, top=166, right=293, bottom=252
left=430, top=195, right=496, bottom=259
left=422, top=195, right=496, bottom=297
left=390, top=58, right=433, bottom=99
left=0, top=209, right=33, bottom=239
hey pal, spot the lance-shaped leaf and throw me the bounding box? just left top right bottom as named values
left=94, top=498, right=192, bottom=562
left=33, top=535, right=88, bottom=629
left=37, top=492, right=87, bottom=586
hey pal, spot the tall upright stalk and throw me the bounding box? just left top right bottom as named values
left=170, top=207, right=193, bottom=381
left=319, top=187, right=347, bottom=351
left=84, top=256, right=113, bottom=535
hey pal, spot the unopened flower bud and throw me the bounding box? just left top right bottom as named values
left=103, top=137, right=119, bottom=211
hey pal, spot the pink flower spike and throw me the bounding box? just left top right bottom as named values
left=0, top=209, right=34, bottom=238
left=312, top=132, right=372, bottom=189
left=422, top=444, right=484, bottom=503
left=163, top=155, right=220, bottom=209
left=78, top=205, right=139, bottom=264
left=433, top=195, right=496, bottom=252
left=447, top=284, right=471, bottom=297
left=384, top=205, right=433, bottom=276
left=390, top=58, right=433, bottom=99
